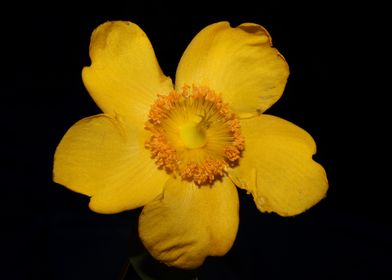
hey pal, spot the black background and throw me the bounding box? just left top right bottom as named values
left=2, top=4, right=391, bottom=280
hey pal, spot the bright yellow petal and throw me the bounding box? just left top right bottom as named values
left=82, top=21, right=173, bottom=125
left=139, top=177, right=239, bottom=269
left=175, top=22, right=289, bottom=117
left=53, top=114, right=169, bottom=214
left=229, top=115, right=328, bottom=216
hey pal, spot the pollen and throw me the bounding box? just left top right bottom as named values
left=145, top=85, right=244, bottom=185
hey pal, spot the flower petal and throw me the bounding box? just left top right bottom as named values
left=139, top=177, right=239, bottom=269
left=229, top=115, right=328, bottom=216
left=53, top=114, right=169, bottom=214
left=175, top=22, right=289, bottom=117
left=82, top=21, right=173, bottom=125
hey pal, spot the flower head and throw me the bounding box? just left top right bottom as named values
left=54, top=21, right=328, bottom=269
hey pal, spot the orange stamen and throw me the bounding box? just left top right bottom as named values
left=145, top=85, right=244, bottom=185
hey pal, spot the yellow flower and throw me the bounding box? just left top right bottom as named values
left=53, top=21, right=328, bottom=269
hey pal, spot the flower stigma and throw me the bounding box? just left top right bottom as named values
left=145, top=85, right=244, bottom=185
left=179, top=114, right=207, bottom=149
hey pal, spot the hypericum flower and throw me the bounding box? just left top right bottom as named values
left=54, top=21, right=328, bottom=269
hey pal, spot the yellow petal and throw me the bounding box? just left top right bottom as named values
left=139, top=177, right=239, bottom=269
left=229, top=115, right=328, bottom=216
left=82, top=21, right=173, bottom=125
left=53, top=114, right=169, bottom=214
left=175, top=22, right=289, bottom=117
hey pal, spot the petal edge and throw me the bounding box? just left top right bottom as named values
left=139, top=177, right=239, bottom=268
left=82, top=21, right=173, bottom=125
left=53, top=114, right=169, bottom=214
left=175, top=21, right=289, bottom=116
left=229, top=115, right=328, bottom=216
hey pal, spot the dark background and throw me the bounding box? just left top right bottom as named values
left=3, top=4, right=390, bottom=280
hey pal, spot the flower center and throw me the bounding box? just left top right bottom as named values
left=145, top=85, right=244, bottom=185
